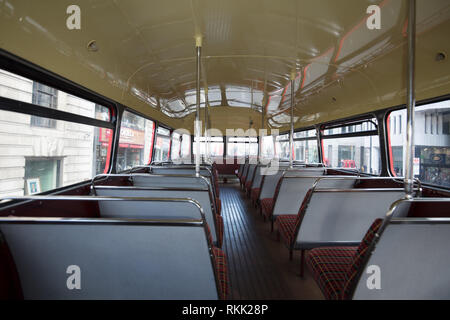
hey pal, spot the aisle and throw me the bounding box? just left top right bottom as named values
left=219, top=183, right=323, bottom=300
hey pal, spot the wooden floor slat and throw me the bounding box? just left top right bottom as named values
left=220, top=183, right=324, bottom=300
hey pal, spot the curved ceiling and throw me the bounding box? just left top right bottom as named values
left=0, top=0, right=449, bottom=133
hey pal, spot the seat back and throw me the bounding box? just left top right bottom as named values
left=148, top=166, right=218, bottom=201
left=352, top=198, right=450, bottom=299
left=294, top=189, right=406, bottom=249
left=0, top=217, right=218, bottom=299
left=251, top=165, right=264, bottom=189
left=272, top=175, right=355, bottom=219
left=237, top=163, right=244, bottom=176
left=241, top=163, right=250, bottom=180
left=94, top=187, right=219, bottom=245
left=257, top=165, right=319, bottom=201
left=244, top=164, right=257, bottom=185
left=258, top=169, right=285, bottom=200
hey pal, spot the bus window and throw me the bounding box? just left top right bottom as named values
left=194, top=137, right=224, bottom=157
left=388, top=100, right=450, bottom=188
left=293, top=129, right=318, bottom=163
left=153, top=126, right=171, bottom=162
left=0, top=69, right=114, bottom=196
left=261, top=136, right=275, bottom=159
left=181, top=134, right=191, bottom=160
left=226, top=137, right=257, bottom=157
left=275, top=134, right=289, bottom=160
left=322, top=118, right=380, bottom=174
left=116, top=111, right=154, bottom=171
left=171, top=132, right=181, bottom=160
left=0, top=109, right=113, bottom=196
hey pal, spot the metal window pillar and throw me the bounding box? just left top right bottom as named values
left=195, top=36, right=202, bottom=176
left=404, top=0, right=416, bottom=198
left=289, top=71, right=296, bottom=169
left=204, top=87, right=209, bottom=162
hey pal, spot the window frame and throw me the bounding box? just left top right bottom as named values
left=319, top=115, right=381, bottom=175
left=30, top=82, right=58, bottom=128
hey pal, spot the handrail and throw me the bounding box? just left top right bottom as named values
left=0, top=216, right=204, bottom=226
left=90, top=173, right=213, bottom=199
left=311, top=176, right=422, bottom=194
left=91, top=173, right=211, bottom=188
left=93, top=185, right=209, bottom=192
left=390, top=216, right=450, bottom=224
left=313, top=188, right=418, bottom=193
left=0, top=195, right=206, bottom=220
left=148, top=165, right=214, bottom=175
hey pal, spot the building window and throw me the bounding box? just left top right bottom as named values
left=391, top=146, right=403, bottom=176
left=24, top=158, right=62, bottom=194
left=431, top=113, right=435, bottom=134
left=443, top=111, right=450, bottom=135
left=31, top=82, right=58, bottom=128
left=393, top=116, right=397, bottom=135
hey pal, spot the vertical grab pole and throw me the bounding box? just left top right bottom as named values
left=204, top=87, right=209, bottom=162
left=260, top=96, right=265, bottom=164
left=195, top=36, right=202, bottom=177
left=404, top=0, right=416, bottom=198
left=289, top=71, right=295, bottom=169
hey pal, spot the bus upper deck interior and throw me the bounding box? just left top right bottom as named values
left=0, top=0, right=449, bottom=301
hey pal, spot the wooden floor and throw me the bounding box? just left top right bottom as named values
left=220, top=182, right=324, bottom=300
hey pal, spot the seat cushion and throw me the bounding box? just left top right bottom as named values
left=307, top=219, right=383, bottom=300
left=212, top=247, right=229, bottom=300
left=276, top=214, right=298, bottom=247
left=260, top=198, right=274, bottom=218
left=341, top=218, right=383, bottom=299
left=204, top=225, right=228, bottom=299
left=307, top=246, right=358, bottom=300
left=245, top=180, right=252, bottom=190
